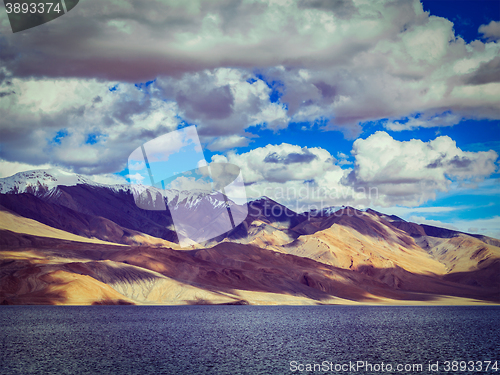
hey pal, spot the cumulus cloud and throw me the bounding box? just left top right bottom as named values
left=211, top=133, right=497, bottom=209
left=213, top=143, right=339, bottom=185
left=0, top=0, right=498, bottom=138
left=0, top=160, right=56, bottom=178
left=346, top=132, right=498, bottom=206
left=1, top=0, right=500, bottom=183
left=166, top=175, right=213, bottom=192
left=384, top=113, right=462, bottom=132
left=0, top=77, right=180, bottom=174
left=206, top=135, right=251, bottom=151
left=210, top=143, right=353, bottom=210
left=463, top=56, right=500, bottom=86
left=410, top=215, right=500, bottom=239
left=156, top=69, right=289, bottom=137
left=479, top=20, right=500, bottom=41
left=0, top=67, right=293, bottom=173
left=263, top=149, right=318, bottom=165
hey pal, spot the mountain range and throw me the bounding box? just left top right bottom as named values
left=1, top=169, right=499, bottom=305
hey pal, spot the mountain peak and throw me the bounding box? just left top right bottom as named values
left=0, top=168, right=95, bottom=194
left=365, top=208, right=406, bottom=223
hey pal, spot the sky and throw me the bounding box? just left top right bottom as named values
left=0, top=0, right=499, bottom=238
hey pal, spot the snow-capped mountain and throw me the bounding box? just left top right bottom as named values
left=0, top=169, right=98, bottom=195
left=0, top=168, right=232, bottom=210
left=1, top=169, right=499, bottom=306
left=0, top=170, right=363, bottom=216
left=0, top=169, right=245, bottom=246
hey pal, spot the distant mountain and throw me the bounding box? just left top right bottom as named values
left=0, top=168, right=111, bottom=195
left=0, top=169, right=499, bottom=305
left=0, top=169, right=243, bottom=246
left=0, top=168, right=224, bottom=207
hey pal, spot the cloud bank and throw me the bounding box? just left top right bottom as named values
left=211, top=132, right=498, bottom=208
left=0, top=0, right=499, bottom=211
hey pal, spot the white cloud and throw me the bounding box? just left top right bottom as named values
left=408, top=215, right=460, bottom=231
left=479, top=20, right=500, bottom=41
left=0, top=78, right=180, bottom=174
left=0, top=68, right=290, bottom=174
left=0, top=160, right=56, bottom=178
left=384, top=113, right=462, bottom=132
left=210, top=143, right=362, bottom=209
left=346, top=131, right=498, bottom=206
left=142, top=126, right=202, bottom=162
left=156, top=68, right=290, bottom=139
left=207, top=135, right=250, bottom=151
left=126, top=173, right=146, bottom=184
left=89, top=173, right=128, bottom=185
left=409, top=215, right=500, bottom=240
left=216, top=143, right=339, bottom=184
left=166, top=175, right=212, bottom=192
left=0, top=0, right=498, bottom=143
left=336, top=152, right=352, bottom=166
left=208, top=132, right=499, bottom=209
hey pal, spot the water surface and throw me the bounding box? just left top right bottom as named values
left=1, top=306, right=499, bottom=374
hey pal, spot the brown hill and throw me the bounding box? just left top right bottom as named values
left=1, top=229, right=498, bottom=305
left=0, top=194, right=178, bottom=246
left=0, top=177, right=498, bottom=305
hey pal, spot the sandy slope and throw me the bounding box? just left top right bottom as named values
left=0, top=257, right=135, bottom=305
left=0, top=247, right=357, bottom=305
left=1, top=201, right=499, bottom=306
left=41, top=270, right=135, bottom=305
left=2, top=230, right=498, bottom=306
left=0, top=206, right=120, bottom=245
left=228, top=208, right=500, bottom=287
left=414, top=233, right=500, bottom=273
left=279, top=223, right=447, bottom=275
left=230, top=212, right=448, bottom=275
left=0, top=205, right=185, bottom=249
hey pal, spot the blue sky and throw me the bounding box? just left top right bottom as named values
left=421, top=0, right=500, bottom=43
left=199, top=76, right=500, bottom=236
left=200, top=1, right=500, bottom=236
left=0, top=0, right=499, bottom=237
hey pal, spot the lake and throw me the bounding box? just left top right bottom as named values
left=1, top=305, right=499, bottom=374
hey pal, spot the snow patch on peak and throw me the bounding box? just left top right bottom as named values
left=306, top=205, right=346, bottom=217
left=0, top=168, right=99, bottom=194
left=321, top=206, right=344, bottom=215
left=0, top=168, right=241, bottom=212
